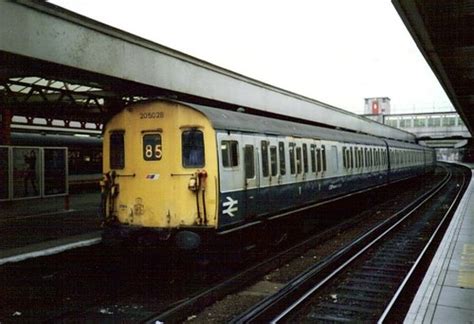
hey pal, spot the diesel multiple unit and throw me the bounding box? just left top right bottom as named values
left=101, top=100, right=435, bottom=250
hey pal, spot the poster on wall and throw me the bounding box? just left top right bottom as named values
left=44, top=148, right=67, bottom=196
left=0, top=147, right=9, bottom=200
left=12, top=147, right=40, bottom=199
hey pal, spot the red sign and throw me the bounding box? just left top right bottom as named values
left=372, top=101, right=380, bottom=114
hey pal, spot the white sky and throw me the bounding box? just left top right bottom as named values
left=51, top=0, right=454, bottom=114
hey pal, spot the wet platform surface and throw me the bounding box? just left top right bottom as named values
left=0, top=192, right=102, bottom=264
left=405, top=163, right=474, bottom=323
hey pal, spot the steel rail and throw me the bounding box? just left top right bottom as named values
left=144, top=176, right=427, bottom=323
left=377, top=167, right=468, bottom=323
left=144, top=210, right=370, bottom=324
left=232, top=166, right=452, bottom=323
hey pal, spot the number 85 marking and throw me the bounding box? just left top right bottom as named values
left=145, top=144, right=162, bottom=160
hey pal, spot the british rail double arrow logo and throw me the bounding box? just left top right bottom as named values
left=222, top=196, right=238, bottom=217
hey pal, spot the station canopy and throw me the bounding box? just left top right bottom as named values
left=393, top=0, right=474, bottom=136
left=1, top=0, right=416, bottom=142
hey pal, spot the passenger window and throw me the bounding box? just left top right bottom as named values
left=316, top=148, right=322, bottom=172
left=289, top=143, right=296, bottom=174
left=221, top=140, right=239, bottom=167
left=296, top=147, right=302, bottom=174
left=302, top=144, right=309, bottom=173
left=342, top=147, right=347, bottom=169
left=322, top=145, right=327, bottom=171
left=182, top=129, right=204, bottom=168
left=349, top=147, right=354, bottom=169
left=310, top=144, right=316, bottom=172
left=244, top=145, right=255, bottom=179
left=110, top=131, right=125, bottom=169
left=279, top=142, right=286, bottom=175
left=356, top=149, right=359, bottom=168
left=270, top=146, right=278, bottom=177
left=143, top=133, right=162, bottom=161
left=331, top=145, right=339, bottom=171
left=261, top=140, right=269, bottom=177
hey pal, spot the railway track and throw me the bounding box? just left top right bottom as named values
left=231, top=164, right=468, bottom=323
left=144, top=166, right=453, bottom=323
left=0, top=167, right=453, bottom=322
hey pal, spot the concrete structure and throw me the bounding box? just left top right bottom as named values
left=0, top=1, right=416, bottom=143
left=392, top=0, right=474, bottom=138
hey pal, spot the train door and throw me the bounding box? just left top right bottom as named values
left=243, top=141, right=258, bottom=219
left=259, top=137, right=272, bottom=216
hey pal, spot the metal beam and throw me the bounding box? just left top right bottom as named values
left=392, top=0, right=474, bottom=136
left=0, top=0, right=416, bottom=142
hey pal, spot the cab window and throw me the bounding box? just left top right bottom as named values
left=182, top=129, right=204, bottom=168
left=110, top=131, right=124, bottom=169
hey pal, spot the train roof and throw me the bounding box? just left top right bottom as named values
left=383, top=138, right=431, bottom=151
left=189, top=103, right=387, bottom=146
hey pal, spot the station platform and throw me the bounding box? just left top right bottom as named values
left=405, top=163, right=474, bottom=323
left=0, top=192, right=102, bottom=266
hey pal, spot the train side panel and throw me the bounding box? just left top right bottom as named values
left=216, top=131, right=391, bottom=231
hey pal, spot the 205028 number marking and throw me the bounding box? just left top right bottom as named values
left=140, top=112, right=164, bottom=119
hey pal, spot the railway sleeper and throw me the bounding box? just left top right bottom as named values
left=364, top=260, right=412, bottom=269
left=308, top=313, right=358, bottom=322
left=323, top=296, right=384, bottom=310
left=338, top=284, right=391, bottom=294
left=372, top=248, right=417, bottom=256
left=361, top=265, right=406, bottom=275
left=335, top=293, right=387, bottom=304
left=368, top=256, right=413, bottom=265
left=347, top=277, right=397, bottom=288
left=351, top=271, right=400, bottom=280
left=377, top=245, right=418, bottom=252
left=317, top=302, right=379, bottom=314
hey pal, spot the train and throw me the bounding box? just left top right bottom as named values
left=11, top=132, right=102, bottom=191
left=101, top=100, right=436, bottom=251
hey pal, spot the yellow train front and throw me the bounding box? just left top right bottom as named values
left=101, top=100, right=218, bottom=250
